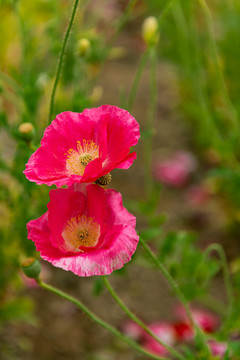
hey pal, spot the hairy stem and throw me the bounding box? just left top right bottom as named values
left=36, top=279, right=168, bottom=360
left=203, top=243, right=234, bottom=334
left=48, top=0, right=80, bottom=124
left=144, top=48, right=158, bottom=199
left=103, top=276, right=185, bottom=360
left=197, top=0, right=240, bottom=135
left=127, top=49, right=150, bottom=112
left=139, top=237, right=211, bottom=357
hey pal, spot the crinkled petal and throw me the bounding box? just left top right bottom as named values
left=101, top=106, right=140, bottom=171
left=24, top=106, right=140, bottom=186
left=27, top=184, right=139, bottom=277
left=105, top=189, right=136, bottom=227
left=28, top=220, right=138, bottom=276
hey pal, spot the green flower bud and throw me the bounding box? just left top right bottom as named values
left=18, top=122, right=35, bottom=141
left=22, top=258, right=41, bottom=279
left=142, top=16, right=159, bottom=46
left=76, top=38, right=91, bottom=57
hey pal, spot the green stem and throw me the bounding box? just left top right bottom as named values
left=203, top=243, right=234, bottom=334
left=204, top=244, right=234, bottom=309
left=36, top=279, right=167, bottom=360
left=103, top=277, right=184, bottom=360
left=127, top=49, right=151, bottom=112
left=157, top=0, right=176, bottom=28
left=139, top=237, right=211, bottom=357
left=144, top=48, right=158, bottom=199
left=48, top=0, right=80, bottom=124
left=107, top=0, right=137, bottom=48
left=197, top=0, right=240, bottom=135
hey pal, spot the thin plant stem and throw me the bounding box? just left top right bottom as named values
left=172, top=1, right=237, bottom=165
left=204, top=244, right=234, bottom=309
left=107, top=0, right=137, bottom=48
left=48, top=0, right=80, bottom=124
left=144, top=48, right=158, bottom=199
left=139, top=237, right=211, bottom=357
left=203, top=243, right=234, bottom=334
left=157, top=0, right=176, bottom=28
left=197, top=0, right=240, bottom=136
left=36, top=279, right=167, bottom=360
left=103, top=276, right=185, bottom=360
left=127, top=49, right=151, bottom=112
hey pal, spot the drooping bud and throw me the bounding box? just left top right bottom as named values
left=76, top=38, right=91, bottom=57
left=22, top=258, right=41, bottom=279
left=18, top=122, right=35, bottom=141
left=95, top=173, right=112, bottom=187
left=142, top=16, right=159, bottom=46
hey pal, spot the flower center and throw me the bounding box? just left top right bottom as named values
left=62, top=214, right=100, bottom=252
left=79, top=154, right=92, bottom=166
left=66, top=140, right=99, bottom=176
left=76, top=229, right=89, bottom=242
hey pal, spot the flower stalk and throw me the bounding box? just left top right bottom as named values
left=103, top=276, right=185, bottom=360
left=48, top=0, right=80, bottom=124
left=139, top=237, right=211, bottom=357
left=36, top=279, right=168, bottom=360
left=203, top=243, right=234, bottom=335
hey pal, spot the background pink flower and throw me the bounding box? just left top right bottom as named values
left=27, top=184, right=139, bottom=277
left=173, top=322, right=194, bottom=341
left=208, top=340, right=227, bottom=357
left=153, top=151, right=197, bottom=188
left=141, top=322, right=176, bottom=356
left=24, top=105, right=140, bottom=187
left=121, top=321, right=143, bottom=341
left=185, top=185, right=210, bottom=206
left=176, top=306, right=219, bottom=333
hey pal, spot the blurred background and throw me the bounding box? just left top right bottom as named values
left=1, top=0, right=240, bottom=359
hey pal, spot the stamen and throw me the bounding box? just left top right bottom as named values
left=62, top=215, right=100, bottom=252
left=66, top=139, right=99, bottom=176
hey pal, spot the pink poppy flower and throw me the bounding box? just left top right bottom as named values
left=122, top=321, right=143, bottom=341
left=208, top=340, right=227, bottom=357
left=24, top=105, right=140, bottom=187
left=173, top=322, right=194, bottom=341
left=185, top=185, right=210, bottom=207
left=153, top=151, right=197, bottom=188
left=176, top=306, right=219, bottom=333
left=142, top=322, right=176, bottom=356
left=27, top=184, right=139, bottom=277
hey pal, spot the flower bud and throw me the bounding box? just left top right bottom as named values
left=18, top=122, right=35, bottom=141
left=22, top=258, right=41, bottom=279
left=76, top=38, right=91, bottom=57
left=95, top=173, right=112, bottom=187
left=142, top=16, right=159, bottom=46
